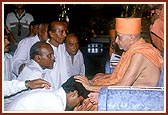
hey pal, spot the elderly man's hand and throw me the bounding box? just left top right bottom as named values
left=25, top=78, right=51, bottom=89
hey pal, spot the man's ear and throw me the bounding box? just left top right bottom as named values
left=34, top=55, right=41, bottom=62
left=49, top=31, right=55, bottom=38
left=130, top=34, right=134, bottom=44
left=71, top=90, right=78, bottom=98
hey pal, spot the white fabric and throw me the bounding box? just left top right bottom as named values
left=6, top=87, right=66, bottom=111
left=4, top=80, right=26, bottom=97
left=12, top=35, right=40, bottom=76
left=45, top=41, right=69, bottom=90
left=4, top=59, right=49, bottom=111
left=65, top=50, right=85, bottom=77
left=4, top=53, right=15, bottom=81
left=110, top=53, right=121, bottom=68
left=6, top=10, right=34, bottom=52
left=6, top=10, right=34, bottom=31
left=17, top=59, right=46, bottom=81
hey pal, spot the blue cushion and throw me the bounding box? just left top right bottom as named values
left=98, top=87, right=164, bottom=111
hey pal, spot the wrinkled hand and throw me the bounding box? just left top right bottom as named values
left=74, top=75, right=92, bottom=90
left=88, top=92, right=99, bottom=104
left=73, top=98, right=98, bottom=111
left=26, top=78, right=51, bottom=89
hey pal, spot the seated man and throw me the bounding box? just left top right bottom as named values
left=74, top=18, right=163, bottom=110
left=65, top=33, right=85, bottom=77
left=6, top=76, right=90, bottom=111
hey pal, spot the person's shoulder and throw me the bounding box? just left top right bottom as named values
left=25, top=12, right=34, bottom=17
left=6, top=12, right=15, bottom=17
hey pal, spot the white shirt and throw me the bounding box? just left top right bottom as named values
left=4, top=80, right=26, bottom=97
left=4, top=53, right=15, bottom=81
left=17, top=59, right=46, bottom=81
left=12, top=35, right=40, bottom=76
left=6, top=10, right=34, bottom=43
left=4, top=59, right=49, bottom=111
left=45, top=41, right=69, bottom=89
left=6, top=87, right=66, bottom=111
left=65, top=50, right=85, bottom=77
left=6, top=10, right=34, bottom=31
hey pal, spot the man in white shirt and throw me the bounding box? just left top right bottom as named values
left=4, top=33, right=53, bottom=110
left=4, top=78, right=51, bottom=97
left=6, top=4, right=34, bottom=54
left=45, top=21, right=69, bottom=89
left=65, top=33, right=85, bottom=77
left=6, top=76, right=90, bottom=111
left=12, top=22, right=49, bottom=76
left=17, top=41, right=55, bottom=81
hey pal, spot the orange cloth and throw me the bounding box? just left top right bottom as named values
left=93, top=38, right=163, bottom=85
left=150, top=7, right=164, bottom=52
left=116, top=18, right=141, bottom=34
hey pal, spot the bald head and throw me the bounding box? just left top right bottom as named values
left=65, top=33, right=79, bottom=56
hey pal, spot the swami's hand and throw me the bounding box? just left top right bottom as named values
left=74, top=75, right=92, bottom=91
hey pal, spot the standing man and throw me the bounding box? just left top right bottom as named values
left=65, top=33, right=85, bottom=77
left=6, top=4, right=34, bottom=54
left=45, top=21, right=69, bottom=89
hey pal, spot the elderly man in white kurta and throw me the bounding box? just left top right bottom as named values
left=12, top=23, right=49, bottom=76
left=12, top=35, right=40, bottom=76
left=44, top=21, right=69, bottom=90
left=65, top=33, right=85, bottom=77
left=4, top=41, right=55, bottom=110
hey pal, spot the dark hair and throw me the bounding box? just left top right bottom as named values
left=62, top=76, right=90, bottom=99
left=29, top=41, right=49, bottom=59
left=29, top=20, right=40, bottom=27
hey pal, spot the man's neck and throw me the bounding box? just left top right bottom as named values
left=16, top=9, right=24, bottom=17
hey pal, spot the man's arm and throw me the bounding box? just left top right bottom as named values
left=114, top=53, right=144, bottom=86
left=4, top=79, right=51, bottom=97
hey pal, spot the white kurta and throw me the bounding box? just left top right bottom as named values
left=4, top=59, right=50, bottom=111
left=6, top=87, right=66, bottom=111
left=4, top=80, right=26, bottom=97
left=45, top=41, right=69, bottom=90
left=65, top=50, right=85, bottom=77
left=12, top=35, right=40, bottom=76
left=17, top=59, right=46, bottom=81
left=4, top=53, right=15, bottom=81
